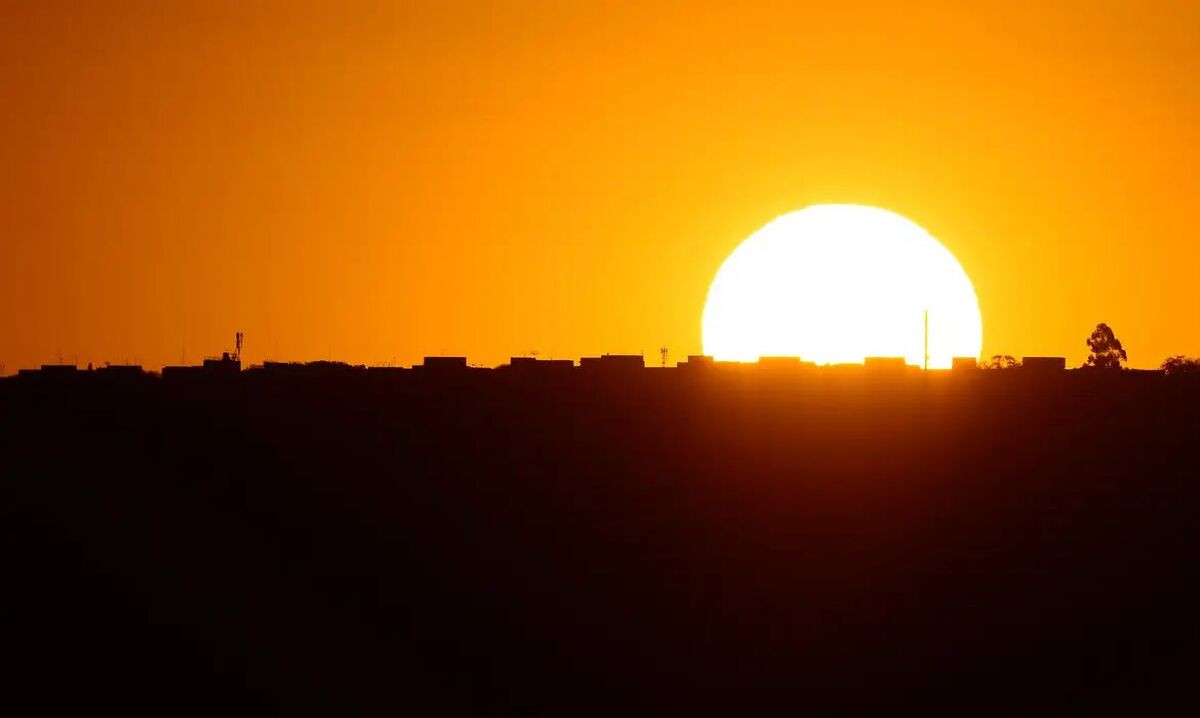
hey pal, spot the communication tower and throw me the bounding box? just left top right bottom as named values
left=660, top=346, right=669, bottom=368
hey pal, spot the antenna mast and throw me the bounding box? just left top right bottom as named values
left=659, top=346, right=669, bottom=368
left=923, top=310, right=929, bottom=371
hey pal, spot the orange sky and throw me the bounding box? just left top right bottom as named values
left=2, top=1, right=1197, bottom=371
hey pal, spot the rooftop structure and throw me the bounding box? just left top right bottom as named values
left=203, top=354, right=241, bottom=376
left=579, top=354, right=644, bottom=370
left=420, top=356, right=468, bottom=370
left=679, top=355, right=714, bottom=368
left=506, top=357, right=574, bottom=372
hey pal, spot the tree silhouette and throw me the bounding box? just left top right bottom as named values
left=979, top=354, right=1020, bottom=370
left=1085, top=323, right=1127, bottom=370
left=1161, top=355, right=1200, bottom=376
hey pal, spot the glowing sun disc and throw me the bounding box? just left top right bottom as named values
left=701, top=205, right=982, bottom=368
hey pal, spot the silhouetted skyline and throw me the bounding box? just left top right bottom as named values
left=4, top=342, right=1198, bottom=712
left=5, top=320, right=1193, bottom=378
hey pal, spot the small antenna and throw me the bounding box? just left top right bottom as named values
left=660, top=346, right=669, bottom=368
left=923, top=309, right=929, bottom=371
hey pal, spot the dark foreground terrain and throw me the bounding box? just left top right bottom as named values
left=2, top=365, right=1198, bottom=713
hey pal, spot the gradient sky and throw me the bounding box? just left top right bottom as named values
left=2, top=0, right=1197, bottom=371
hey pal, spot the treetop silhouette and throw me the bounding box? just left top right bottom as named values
left=1161, top=355, right=1200, bottom=376
left=1085, top=323, right=1127, bottom=370
left=979, top=354, right=1020, bottom=370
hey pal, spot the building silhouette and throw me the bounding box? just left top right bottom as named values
left=579, top=354, right=645, bottom=371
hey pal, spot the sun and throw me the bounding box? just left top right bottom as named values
left=702, top=205, right=982, bottom=368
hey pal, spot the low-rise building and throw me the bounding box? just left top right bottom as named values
left=952, top=357, right=978, bottom=371
left=678, top=355, right=715, bottom=369
left=202, top=354, right=241, bottom=376
left=421, top=356, right=468, bottom=370
left=506, top=357, right=574, bottom=372
left=579, top=354, right=644, bottom=370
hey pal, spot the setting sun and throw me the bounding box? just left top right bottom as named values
left=702, top=205, right=982, bottom=368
